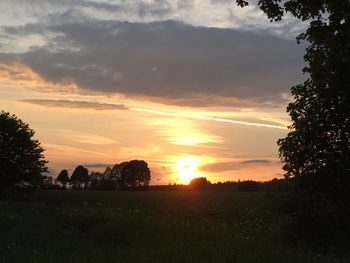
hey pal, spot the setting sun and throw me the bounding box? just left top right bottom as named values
left=175, top=157, right=199, bottom=184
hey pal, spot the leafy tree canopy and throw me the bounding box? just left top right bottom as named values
left=120, top=160, right=151, bottom=188
left=57, top=169, right=70, bottom=185
left=189, top=177, right=211, bottom=188
left=236, top=1, right=350, bottom=197
left=0, top=111, right=48, bottom=190
left=71, top=165, right=89, bottom=183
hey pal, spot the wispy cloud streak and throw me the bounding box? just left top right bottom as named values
left=130, top=107, right=288, bottom=130
left=21, top=99, right=129, bottom=111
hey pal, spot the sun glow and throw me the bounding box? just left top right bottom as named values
left=175, top=157, right=199, bottom=184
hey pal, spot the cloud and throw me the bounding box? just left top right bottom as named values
left=201, top=159, right=276, bottom=172
left=19, top=99, right=286, bottom=130
left=43, top=143, right=108, bottom=156
left=68, top=133, right=119, bottom=145
left=83, top=163, right=114, bottom=168
left=1, top=18, right=305, bottom=107
left=240, top=159, right=273, bottom=164
left=131, top=107, right=288, bottom=129
left=129, top=94, right=287, bottom=108
left=21, top=99, right=129, bottom=111
left=0, top=62, right=77, bottom=92
left=0, top=0, right=303, bottom=36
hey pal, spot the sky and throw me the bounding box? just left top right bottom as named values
left=0, top=0, right=307, bottom=184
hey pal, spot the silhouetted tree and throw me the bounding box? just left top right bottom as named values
left=90, top=172, right=103, bottom=181
left=71, top=165, right=89, bottom=189
left=111, top=163, right=120, bottom=176
left=120, top=160, right=151, bottom=189
left=190, top=177, right=211, bottom=188
left=57, top=169, right=70, bottom=188
left=236, top=1, right=350, bottom=199
left=103, top=166, right=112, bottom=178
left=0, top=111, right=48, bottom=192
left=111, top=162, right=129, bottom=184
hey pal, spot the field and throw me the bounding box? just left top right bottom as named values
left=0, top=190, right=344, bottom=263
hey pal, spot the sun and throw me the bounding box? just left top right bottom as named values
left=175, top=157, right=199, bottom=184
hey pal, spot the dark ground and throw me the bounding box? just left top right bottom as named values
left=0, top=190, right=347, bottom=263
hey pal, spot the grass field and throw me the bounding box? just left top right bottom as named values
left=0, top=190, right=345, bottom=263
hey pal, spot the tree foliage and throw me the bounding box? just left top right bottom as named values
left=120, top=160, right=151, bottom=188
left=71, top=165, right=89, bottom=184
left=236, top=0, right=350, bottom=197
left=0, top=111, right=48, bottom=190
left=189, top=177, right=211, bottom=188
left=57, top=169, right=70, bottom=186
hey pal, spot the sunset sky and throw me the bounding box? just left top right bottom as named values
left=0, top=0, right=306, bottom=184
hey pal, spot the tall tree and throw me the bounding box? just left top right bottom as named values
left=120, top=160, right=151, bottom=188
left=71, top=165, right=89, bottom=189
left=236, top=1, right=350, bottom=198
left=0, top=111, right=48, bottom=191
left=57, top=169, right=70, bottom=188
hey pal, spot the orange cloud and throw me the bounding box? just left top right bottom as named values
left=0, top=62, right=77, bottom=92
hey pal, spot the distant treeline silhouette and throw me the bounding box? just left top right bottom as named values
left=44, top=170, right=292, bottom=193
left=146, top=177, right=292, bottom=193
left=42, top=161, right=151, bottom=191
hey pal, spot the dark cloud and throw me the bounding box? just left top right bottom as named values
left=21, top=99, right=129, bottom=111
left=201, top=159, right=276, bottom=172
left=2, top=17, right=305, bottom=107
left=83, top=163, right=113, bottom=168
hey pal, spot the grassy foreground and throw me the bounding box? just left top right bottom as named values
left=0, top=190, right=344, bottom=263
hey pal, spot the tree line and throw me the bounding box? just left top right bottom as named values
left=167, top=177, right=292, bottom=192
left=44, top=161, right=151, bottom=191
